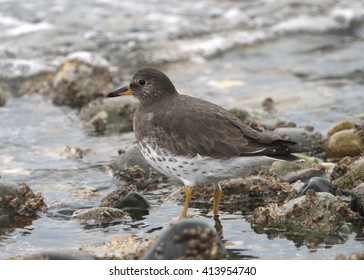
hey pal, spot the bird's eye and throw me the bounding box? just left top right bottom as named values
left=138, top=79, right=146, bottom=86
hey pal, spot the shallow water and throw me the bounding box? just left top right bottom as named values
left=1, top=0, right=364, bottom=259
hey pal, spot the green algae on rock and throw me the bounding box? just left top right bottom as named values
left=327, top=120, right=355, bottom=137
left=326, top=129, right=364, bottom=158
left=331, top=156, right=364, bottom=194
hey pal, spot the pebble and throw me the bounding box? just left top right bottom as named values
left=101, top=189, right=149, bottom=210
left=298, top=177, right=341, bottom=196
left=284, top=167, right=328, bottom=184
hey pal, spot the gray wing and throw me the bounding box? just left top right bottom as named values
left=141, top=95, right=308, bottom=160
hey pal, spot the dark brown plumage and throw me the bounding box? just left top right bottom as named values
left=107, top=68, right=308, bottom=218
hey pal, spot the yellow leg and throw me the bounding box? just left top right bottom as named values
left=213, top=184, right=222, bottom=215
left=179, top=187, right=193, bottom=219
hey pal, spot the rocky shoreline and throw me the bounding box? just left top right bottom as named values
left=1, top=52, right=363, bottom=259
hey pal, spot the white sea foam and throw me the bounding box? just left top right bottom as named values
left=0, top=59, right=50, bottom=78
left=0, top=14, right=24, bottom=27
left=272, top=7, right=364, bottom=34
left=65, top=51, right=111, bottom=68
left=2, top=21, right=53, bottom=37
left=272, top=15, right=344, bottom=33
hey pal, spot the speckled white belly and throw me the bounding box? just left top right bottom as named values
left=138, top=141, right=274, bottom=187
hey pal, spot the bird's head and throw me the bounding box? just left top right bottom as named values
left=107, top=68, right=177, bottom=104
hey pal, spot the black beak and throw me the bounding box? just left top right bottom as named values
left=107, top=86, right=132, bottom=98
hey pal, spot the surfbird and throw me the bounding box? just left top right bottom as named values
left=107, top=68, right=308, bottom=218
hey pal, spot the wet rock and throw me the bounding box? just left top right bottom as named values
left=0, top=59, right=53, bottom=97
left=79, top=96, right=137, bottom=134
left=270, top=156, right=314, bottom=179
left=10, top=251, right=96, bottom=260
left=86, top=111, right=108, bottom=135
left=351, top=183, right=364, bottom=216
left=59, top=146, right=92, bottom=159
left=284, top=166, right=328, bottom=183
left=100, top=186, right=138, bottom=209
left=111, top=144, right=159, bottom=179
left=184, top=171, right=297, bottom=213
left=326, top=129, right=364, bottom=158
left=114, top=191, right=149, bottom=210
left=336, top=250, right=364, bottom=260
left=100, top=185, right=149, bottom=210
left=272, top=126, right=325, bottom=155
left=0, top=88, right=8, bottom=106
left=52, top=57, right=113, bottom=108
left=330, top=156, right=355, bottom=181
left=143, top=220, right=227, bottom=260
left=298, top=177, right=341, bottom=196
left=72, top=207, right=129, bottom=224
left=331, top=156, right=364, bottom=194
left=18, top=73, right=54, bottom=96
left=247, top=190, right=358, bottom=232
left=80, top=235, right=157, bottom=260
left=120, top=165, right=147, bottom=183
left=0, top=180, right=48, bottom=216
left=114, top=166, right=149, bottom=187
left=115, top=192, right=149, bottom=210
left=219, top=178, right=252, bottom=196
left=327, top=120, right=355, bottom=137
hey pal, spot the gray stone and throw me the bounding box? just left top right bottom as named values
left=72, top=206, right=129, bottom=224
left=52, top=58, right=113, bottom=108
left=114, top=144, right=159, bottom=179
left=79, top=96, right=137, bottom=134
left=115, top=191, right=150, bottom=210
left=332, top=156, right=364, bottom=194
left=298, top=177, right=341, bottom=196
left=351, top=183, right=364, bottom=217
